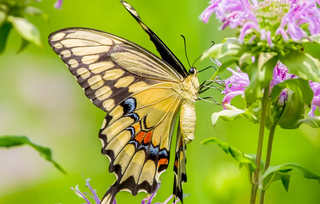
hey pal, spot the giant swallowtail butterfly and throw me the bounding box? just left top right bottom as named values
left=48, top=1, right=199, bottom=203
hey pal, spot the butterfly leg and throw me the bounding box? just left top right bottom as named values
left=197, top=96, right=222, bottom=105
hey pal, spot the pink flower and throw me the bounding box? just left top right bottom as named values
left=54, top=0, right=63, bottom=9
left=200, top=0, right=320, bottom=43
left=309, top=81, right=320, bottom=116
left=72, top=179, right=184, bottom=204
left=220, top=67, right=250, bottom=109
left=220, top=62, right=295, bottom=108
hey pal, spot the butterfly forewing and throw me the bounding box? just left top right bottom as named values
left=48, top=28, right=183, bottom=113
left=121, top=1, right=189, bottom=78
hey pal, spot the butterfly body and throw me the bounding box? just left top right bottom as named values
left=49, top=1, right=199, bottom=204
left=180, top=74, right=198, bottom=143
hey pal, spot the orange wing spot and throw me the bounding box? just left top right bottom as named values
left=158, top=158, right=168, bottom=168
left=174, top=160, right=178, bottom=168
left=132, top=123, right=140, bottom=133
left=178, top=138, right=183, bottom=148
left=135, top=131, right=145, bottom=143
left=143, top=130, right=153, bottom=144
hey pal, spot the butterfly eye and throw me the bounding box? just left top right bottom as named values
left=189, top=67, right=195, bottom=74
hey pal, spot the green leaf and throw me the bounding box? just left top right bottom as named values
left=277, top=90, right=305, bottom=129
left=201, top=38, right=242, bottom=60
left=17, top=37, right=30, bottom=53
left=295, top=116, right=320, bottom=128
left=0, top=10, right=6, bottom=27
left=25, top=6, right=49, bottom=22
left=202, top=137, right=257, bottom=170
left=309, top=34, right=320, bottom=43
left=7, top=16, right=42, bottom=48
left=0, top=135, right=66, bottom=174
left=210, top=59, right=238, bottom=80
left=0, top=22, right=11, bottom=55
left=280, top=52, right=320, bottom=83
left=244, top=52, right=278, bottom=104
left=279, top=171, right=291, bottom=192
left=270, top=78, right=313, bottom=105
left=261, top=163, right=320, bottom=191
left=202, top=137, right=263, bottom=183
left=211, top=106, right=259, bottom=126
left=239, top=51, right=255, bottom=67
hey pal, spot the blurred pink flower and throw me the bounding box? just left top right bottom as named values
left=54, top=0, right=63, bottom=9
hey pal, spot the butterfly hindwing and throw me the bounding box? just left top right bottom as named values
left=173, top=119, right=187, bottom=203
left=99, top=84, right=182, bottom=204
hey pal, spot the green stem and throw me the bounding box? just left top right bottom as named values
left=250, top=87, right=270, bottom=204
left=259, top=124, right=277, bottom=204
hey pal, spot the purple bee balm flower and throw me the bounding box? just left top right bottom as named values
left=309, top=81, right=320, bottom=116
left=72, top=179, right=184, bottom=204
left=54, top=0, right=63, bottom=9
left=220, top=62, right=295, bottom=108
left=200, top=0, right=320, bottom=43
left=270, top=61, right=296, bottom=89
left=71, top=178, right=102, bottom=204
left=220, top=67, right=249, bottom=109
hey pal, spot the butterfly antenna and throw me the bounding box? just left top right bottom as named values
left=194, top=41, right=215, bottom=69
left=198, top=65, right=216, bottom=73
left=191, top=54, right=203, bottom=68
left=181, top=35, right=191, bottom=68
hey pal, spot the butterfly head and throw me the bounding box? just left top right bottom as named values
left=188, top=67, right=197, bottom=75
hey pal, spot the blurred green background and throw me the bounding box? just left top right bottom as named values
left=1, top=0, right=320, bottom=204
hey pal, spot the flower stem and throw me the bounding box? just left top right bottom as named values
left=250, top=87, right=270, bottom=204
left=259, top=124, right=276, bottom=204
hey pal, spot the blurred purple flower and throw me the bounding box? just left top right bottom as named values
left=34, top=0, right=63, bottom=9
left=72, top=180, right=183, bottom=204
left=200, top=0, right=320, bottom=43
left=54, top=0, right=63, bottom=9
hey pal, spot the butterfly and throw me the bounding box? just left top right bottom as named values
left=48, top=1, right=199, bottom=203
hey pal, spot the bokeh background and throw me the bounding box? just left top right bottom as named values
left=1, top=0, right=320, bottom=204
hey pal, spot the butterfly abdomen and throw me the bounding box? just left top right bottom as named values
left=180, top=101, right=196, bottom=143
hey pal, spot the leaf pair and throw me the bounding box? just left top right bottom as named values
left=203, top=137, right=320, bottom=192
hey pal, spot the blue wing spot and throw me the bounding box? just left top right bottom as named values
left=122, top=98, right=136, bottom=115
left=126, top=112, right=139, bottom=122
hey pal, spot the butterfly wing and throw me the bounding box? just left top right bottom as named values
left=100, top=83, right=182, bottom=204
left=48, top=28, right=184, bottom=113
left=120, top=1, right=188, bottom=78
left=173, top=119, right=187, bottom=203
left=49, top=1, right=192, bottom=203
left=48, top=28, right=185, bottom=203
